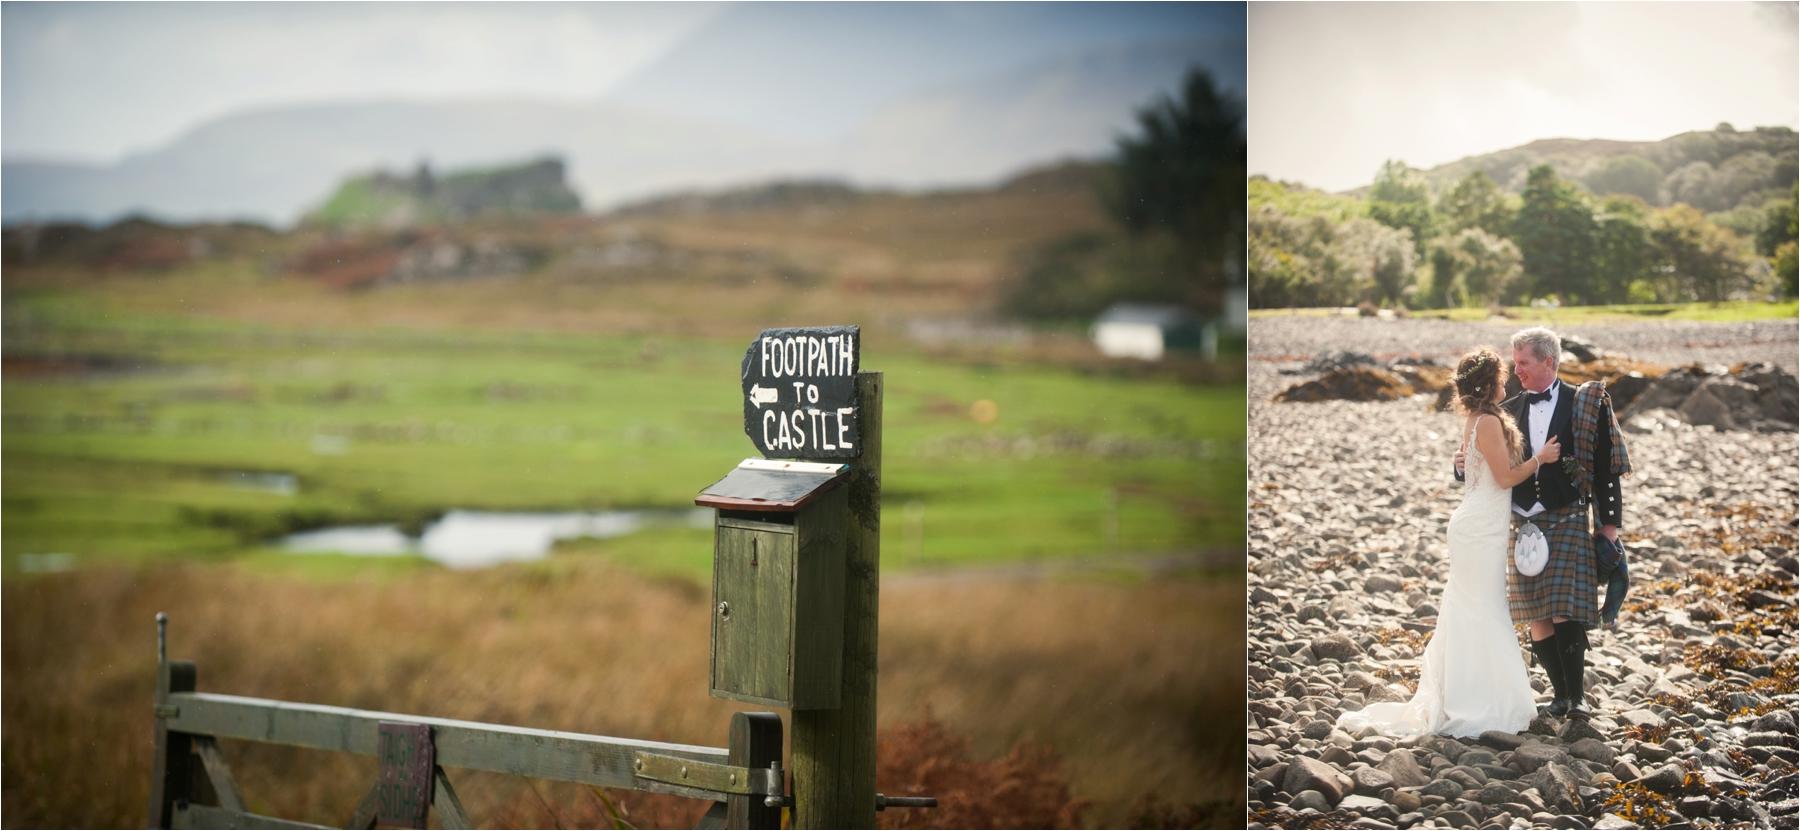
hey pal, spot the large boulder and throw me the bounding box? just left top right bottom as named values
left=1282, top=755, right=1353, bottom=805
left=1626, top=364, right=1712, bottom=414
left=1511, top=742, right=1572, bottom=774
left=1377, top=748, right=1431, bottom=788
left=1636, top=763, right=1686, bottom=794
left=1604, top=371, right=1655, bottom=412
left=1734, top=361, right=1799, bottom=429
left=1526, top=762, right=1585, bottom=814
left=1310, top=633, right=1361, bottom=662
left=1561, top=334, right=1603, bottom=363
left=1680, top=376, right=1761, bottom=431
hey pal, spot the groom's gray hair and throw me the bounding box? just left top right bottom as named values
left=1511, top=327, right=1562, bottom=366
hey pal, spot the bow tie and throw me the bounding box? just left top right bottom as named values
left=1525, top=389, right=1553, bottom=405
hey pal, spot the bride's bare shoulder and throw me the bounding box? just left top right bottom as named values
left=1472, top=413, right=1505, bottom=442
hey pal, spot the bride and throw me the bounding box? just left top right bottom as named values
left=1337, top=348, right=1560, bottom=738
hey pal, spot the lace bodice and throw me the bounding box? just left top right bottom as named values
left=1463, top=419, right=1488, bottom=490
left=1460, top=416, right=1512, bottom=502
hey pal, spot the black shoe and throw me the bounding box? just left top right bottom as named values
left=1547, top=698, right=1570, bottom=717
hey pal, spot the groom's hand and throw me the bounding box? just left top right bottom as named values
left=1600, top=525, right=1618, bottom=542
left=1453, top=449, right=1466, bottom=475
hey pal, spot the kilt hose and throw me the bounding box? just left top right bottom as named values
left=1507, top=503, right=1600, bottom=628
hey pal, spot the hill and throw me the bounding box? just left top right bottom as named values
left=0, top=159, right=1119, bottom=326
left=307, top=157, right=582, bottom=228
left=1353, top=125, right=1798, bottom=213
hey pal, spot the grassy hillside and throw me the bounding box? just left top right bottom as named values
left=1365, top=125, right=1797, bottom=212
left=308, top=157, right=582, bottom=228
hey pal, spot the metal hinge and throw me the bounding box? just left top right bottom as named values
left=155, top=705, right=180, bottom=719
left=632, top=752, right=783, bottom=798
left=759, top=793, right=938, bottom=811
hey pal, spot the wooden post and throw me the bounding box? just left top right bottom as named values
left=792, top=371, right=880, bottom=828
left=725, top=712, right=783, bottom=829
left=148, top=613, right=198, bottom=829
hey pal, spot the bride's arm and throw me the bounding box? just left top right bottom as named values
left=1475, top=414, right=1559, bottom=488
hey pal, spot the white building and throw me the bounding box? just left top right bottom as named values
left=1091, top=303, right=1206, bottom=361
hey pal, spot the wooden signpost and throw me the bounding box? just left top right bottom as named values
left=790, top=369, right=882, bottom=829
left=731, top=324, right=895, bottom=828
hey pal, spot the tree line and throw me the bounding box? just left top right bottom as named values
left=1003, top=69, right=1244, bottom=322
left=1250, top=156, right=1797, bottom=310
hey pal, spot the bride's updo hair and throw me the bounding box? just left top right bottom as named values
left=1453, top=347, right=1522, bottom=461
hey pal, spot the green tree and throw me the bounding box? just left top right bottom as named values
left=1008, top=68, right=1244, bottom=321
left=1247, top=208, right=1412, bottom=308
left=1592, top=196, right=1653, bottom=304
left=1650, top=204, right=1754, bottom=302
left=1583, top=156, right=1663, bottom=204
left=1757, top=187, right=1797, bottom=256
left=1512, top=165, right=1599, bottom=303
left=1776, top=240, right=1798, bottom=298
left=1104, top=67, right=1246, bottom=297
left=1426, top=228, right=1523, bottom=307
left=1664, top=161, right=1717, bottom=210
left=1425, top=244, right=1460, bottom=308
left=1366, top=160, right=1434, bottom=256
left=1368, top=226, right=1417, bottom=304
left=1438, top=171, right=1514, bottom=236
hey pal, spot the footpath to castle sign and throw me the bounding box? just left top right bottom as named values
left=741, top=325, right=861, bottom=459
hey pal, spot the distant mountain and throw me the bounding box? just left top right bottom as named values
left=610, top=159, right=1109, bottom=219
left=3, top=22, right=1239, bottom=226
left=1353, top=126, right=1798, bottom=213
left=3, top=99, right=796, bottom=226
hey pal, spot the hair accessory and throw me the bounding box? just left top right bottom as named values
left=1454, top=352, right=1495, bottom=384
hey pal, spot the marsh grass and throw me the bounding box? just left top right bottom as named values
left=1, top=560, right=1242, bottom=828
left=2, top=304, right=1242, bottom=574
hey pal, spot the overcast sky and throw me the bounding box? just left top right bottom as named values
left=2, top=2, right=723, bottom=162
left=2, top=2, right=1237, bottom=166
left=1249, top=2, right=1800, bottom=192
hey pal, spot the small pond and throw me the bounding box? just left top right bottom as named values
left=279, top=508, right=711, bottom=570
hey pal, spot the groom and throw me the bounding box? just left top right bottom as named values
left=1460, top=327, right=1621, bottom=720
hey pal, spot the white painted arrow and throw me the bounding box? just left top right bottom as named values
left=748, top=384, right=779, bottom=407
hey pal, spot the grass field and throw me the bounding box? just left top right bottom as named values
left=1249, top=299, right=1798, bottom=324
left=3, top=289, right=1241, bottom=575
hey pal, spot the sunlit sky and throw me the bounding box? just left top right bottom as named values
left=1250, top=2, right=1800, bottom=192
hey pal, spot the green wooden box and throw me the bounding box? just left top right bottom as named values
left=696, top=461, right=848, bottom=710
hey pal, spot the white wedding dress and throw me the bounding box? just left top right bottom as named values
left=1337, top=416, right=1536, bottom=738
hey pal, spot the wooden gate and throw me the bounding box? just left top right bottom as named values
left=149, top=615, right=785, bottom=830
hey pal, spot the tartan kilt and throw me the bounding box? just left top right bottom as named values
left=1507, top=503, right=1600, bottom=627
